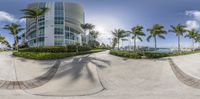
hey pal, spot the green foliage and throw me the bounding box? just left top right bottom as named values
left=13, top=49, right=104, bottom=60
left=88, top=40, right=100, bottom=48
left=66, top=45, right=91, bottom=52
left=18, top=45, right=91, bottom=53
left=3, top=23, right=23, bottom=50
left=112, top=29, right=128, bottom=50
left=110, top=50, right=142, bottom=59
left=19, top=46, right=67, bottom=53
left=143, top=52, right=169, bottom=58
left=110, top=50, right=200, bottom=59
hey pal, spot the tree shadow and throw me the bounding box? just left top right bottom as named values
left=52, top=55, right=110, bottom=83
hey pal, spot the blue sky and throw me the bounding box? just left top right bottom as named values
left=0, top=0, right=200, bottom=48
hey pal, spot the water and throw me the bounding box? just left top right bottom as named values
left=156, top=48, right=173, bottom=53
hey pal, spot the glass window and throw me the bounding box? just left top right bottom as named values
left=55, top=28, right=63, bottom=35
left=70, top=32, right=74, bottom=40
left=65, top=32, right=69, bottom=39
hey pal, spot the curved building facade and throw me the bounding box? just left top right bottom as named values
left=26, top=2, right=84, bottom=47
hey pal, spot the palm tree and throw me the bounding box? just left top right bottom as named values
left=89, top=30, right=99, bottom=47
left=185, top=29, right=199, bottom=51
left=81, top=23, right=95, bottom=44
left=147, top=24, right=167, bottom=50
left=21, top=7, right=48, bottom=46
left=121, top=38, right=128, bottom=49
left=0, top=35, right=10, bottom=48
left=89, top=30, right=99, bottom=40
left=128, top=25, right=145, bottom=51
left=112, top=29, right=127, bottom=50
left=169, top=24, right=187, bottom=52
left=3, top=23, right=23, bottom=51
left=195, top=34, right=200, bottom=48
left=81, top=23, right=90, bottom=44
left=112, top=37, right=118, bottom=49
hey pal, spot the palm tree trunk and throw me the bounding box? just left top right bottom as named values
left=35, top=17, right=38, bottom=47
left=192, top=39, right=195, bottom=52
left=118, top=38, right=120, bottom=50
left=134, top=37, right=136, bottom=51
left=178, top=35, right=180, bottom=52
left=154, top=36, right=157, bottom=50
left=16, top=36, right=18, bottom=51
left=14, top=35, right=18, bottom=51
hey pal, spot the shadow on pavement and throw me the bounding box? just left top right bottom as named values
left=53, top=55, right=110, bottom=82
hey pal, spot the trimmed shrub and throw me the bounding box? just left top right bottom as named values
left=19, top=46, right=67, bottom=53
left=78, top=45, right=91, bottom=52
left=66, top=45, right=76, bottom=52
left=13, top=49, right=104, bottom=60
left=110, top=50, right=200, bottom=59
left=66, top=45, right=91, bottom=52
left=144, top=52, right=169, bottom=58
left=110, top=50, right=142, bottom=59
left=19, top=45, right=91, bottom=53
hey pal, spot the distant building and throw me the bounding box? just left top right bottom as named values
left=25, top=2, right=85, bottom=47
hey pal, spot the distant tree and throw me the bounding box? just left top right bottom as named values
left=0, top=35, right=10, bottom=48
left=169, top=24, right=187, bottom=52
left=112, top=37, right=118, bottom=49
left=185, top=29, right=199, bottom=51
left=147, top=24, right=167, bottom=50
left=128, top=25, right=145, bottom=51
left=112, top=29, right=127, bottom=50
left=81, top=23, right=95, bottom=44
left=3, top=23, right=23, bottom=51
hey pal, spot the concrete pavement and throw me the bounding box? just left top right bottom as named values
left=0, top=51, right=200, bottom=98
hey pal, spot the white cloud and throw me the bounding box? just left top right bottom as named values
left=185, top=10, right=200, bottom=31
left=0, top=11, right=18, bottom=23
left=186, top=10, right=200, bottom=21
left=0, top=11, right=26, bottom=25
left=185, top=20, right=200, bottom=30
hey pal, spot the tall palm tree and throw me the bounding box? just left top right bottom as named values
left=112, top=29, right=127, bottom=50
left=21, top=7, right=48, bottom=46
left=87, top=24, right=95, bottom=43
left=0, top=35, right=10, bottom=48
left=169, top=24, right=187, bottom=52
left=112, top=37, right=118, bottom=49
left=81, top=23, right=95, bottom=44
left=195, top=34, right=200, bottom=48
left=89, top=30, right=99, bottom=40
left=128, top=25, right=145, bottom=51
left=185, top=29, right=199, bottom=51
left=81, top=23, right=90, bottom=44
left=3, top=23, right=23, bottom=50
left=147, top=24, right=167, bottom=50
left=89, top=30, right=99, bottom=47
left=121, top=38, right=128, bottom=49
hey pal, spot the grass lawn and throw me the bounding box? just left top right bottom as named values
left=13, top=49, right=105, bottom=60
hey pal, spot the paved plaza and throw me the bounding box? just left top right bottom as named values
left=0, top=51, right=200, bottom=99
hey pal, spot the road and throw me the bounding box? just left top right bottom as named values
left=0, top=51, right=200, bottom=99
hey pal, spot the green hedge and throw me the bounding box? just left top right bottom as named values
left=13, top=49, right=104, bottom=60
left=110, top=50, right=200, bottom=59
left=144, top=52, right=169, bottom=58
left=110, top=50, right=142, bottom=59
left=19, top=46, right=67, bottom=53
left=19, top=45, right=91, bottom=53
left=66, top=45, right=91, bottom=52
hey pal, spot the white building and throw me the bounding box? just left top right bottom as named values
left=25, top=2, right=85, bottom=47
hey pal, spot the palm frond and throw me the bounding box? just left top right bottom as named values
left=147, top=35, right=152, bottom=42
